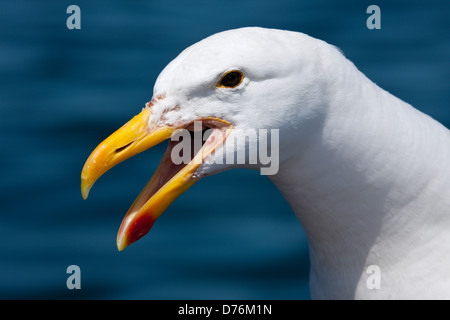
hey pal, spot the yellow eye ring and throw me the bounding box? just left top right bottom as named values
left=217, top=70, right=244, bottom=88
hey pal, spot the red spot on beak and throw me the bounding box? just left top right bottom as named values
left=124, top=214, right=155, bottom=247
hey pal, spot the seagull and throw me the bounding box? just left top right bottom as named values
left=81, top=27, right=450, bottom=299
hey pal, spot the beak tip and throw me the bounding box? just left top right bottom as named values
left=81, top=179, right=92, bottom=200
left=117, top=241, right=127, bottom=252
left=81, top=192, right=89, bottom=200
left=116, top=236, right=127, bottom=251
left=116, top=214, right=155, bottom=251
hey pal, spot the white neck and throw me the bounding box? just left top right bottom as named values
left=269, top=58, right=450, bottom=299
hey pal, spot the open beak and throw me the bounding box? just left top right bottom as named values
left=81, top=106, right=232, bottom=251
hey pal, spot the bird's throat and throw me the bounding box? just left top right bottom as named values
left=269, top=69, right=450, bottom=299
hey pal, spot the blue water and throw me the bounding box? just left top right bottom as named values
left=0, top=0, right=448, bottom=299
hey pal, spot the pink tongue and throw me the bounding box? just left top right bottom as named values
left=117, top=125, right=228, bottom=249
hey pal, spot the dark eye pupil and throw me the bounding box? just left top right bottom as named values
left=220, top=71, right=242, bottom=88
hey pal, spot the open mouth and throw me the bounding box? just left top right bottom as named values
left=81, top=107, right=233, bottom=250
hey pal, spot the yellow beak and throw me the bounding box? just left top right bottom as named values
left=81, top=106, right=232, bottom=251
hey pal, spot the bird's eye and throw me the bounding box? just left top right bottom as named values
left=217, top=70, right=244, bottom=88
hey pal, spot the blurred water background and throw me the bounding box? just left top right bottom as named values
left=0, top=0, right=448, bottom=299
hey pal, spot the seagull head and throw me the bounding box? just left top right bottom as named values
left=81, top=27, right=335, bottom=250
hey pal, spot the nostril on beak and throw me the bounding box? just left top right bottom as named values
left=115, top=141, right=134, bottom=153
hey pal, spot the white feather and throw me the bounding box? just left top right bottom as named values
left=149, top=27, right=450, bottom=299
